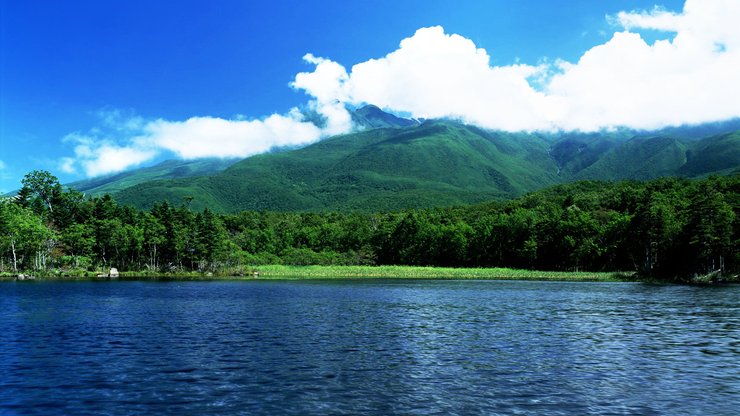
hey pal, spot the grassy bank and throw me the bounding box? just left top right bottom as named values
left=0, top=265, right=635, bottom=282
left=253, top=265, right=635, bottom=281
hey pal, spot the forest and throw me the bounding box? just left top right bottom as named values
left=1, top=170, right=737, bottom=282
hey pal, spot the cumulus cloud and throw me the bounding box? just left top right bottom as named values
left=292, top=54, right=353, bottom=135
left=60, top=131, right=157, bottom=177
left=62, top=109, right=328, bottom=177
left=291, top=28, right=555, bottom=131
left=548, top=0, right=740, bottom=130
left=63, top=0, right=740, bottom=178
left=143, top=113, right=322, bottom=159
left=291, top=0, right=740, bottom=132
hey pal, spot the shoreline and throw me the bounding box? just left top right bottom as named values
left=1, top=265, right=637, bottom=282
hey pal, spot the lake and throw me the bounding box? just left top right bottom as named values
left=0, top=280, right=738, bottom=415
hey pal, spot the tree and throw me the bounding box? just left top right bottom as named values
left=19, top=170, right=63, bottom=215
left=50, top=188, right=87, bottom=229
left=0, top=203, right=54, bottom=272
left=60, top=223, right=95, bottom=268
left=139, top=212, right=165, bottom=270
left=686, top=184, right=735, bottom=275
left=193, top=208, right=228, bottom=270
left=436, top=221, right=473, bottom=267
left=631, top=191, right=684, bottom=276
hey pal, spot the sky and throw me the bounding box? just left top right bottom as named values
left=2, top=0, right=738, bottom=193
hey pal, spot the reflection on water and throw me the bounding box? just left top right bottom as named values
left=0, top=280, right=738, bottom=415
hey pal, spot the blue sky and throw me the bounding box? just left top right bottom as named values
left=3, top=0, right=737, bottom=192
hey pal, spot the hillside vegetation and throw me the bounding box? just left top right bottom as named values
left=59, top=107, right=740, bottom=213
left=69, top=158, right=238, bottom=196
left=4, top=171, right=738, bottom=283
left=110, top=118, right=740, bottom=212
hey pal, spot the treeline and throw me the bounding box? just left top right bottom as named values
left=1, top=171, right=737, bottom=282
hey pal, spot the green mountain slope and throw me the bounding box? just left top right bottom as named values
left=77, top=106, right=739, bottom=213
left=112, top=121, right=740, bottom=212
left=351, top=105, right=420, bottom=129
left=68, top=158, right=238, bottom=196
left=572, top=136, right=689, bottom=180
left=679, top=131, right=740, bottom=176
left=64, top=105, right=412, bottom=197
left=548, top=130, right=740, bottom=181
left=548, top=133, right=624, bottom=176
left=114, top=121, right=562, bottom=211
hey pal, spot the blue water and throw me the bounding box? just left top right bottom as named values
left=0, top=280, right=738, bottom=415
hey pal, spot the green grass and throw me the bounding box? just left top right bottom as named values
left=251, top=265, right=635, bottom=281
left=2, top=265, right=636, bottom=282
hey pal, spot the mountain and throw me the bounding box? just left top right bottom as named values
left=574, top=136, right=689, bottom=180
left=549, top=131, right=740, bottom=180
left=67, top=106, right=740, bottom=212
left=68, top=158, right=238, bottom=196
left=110, top=121, right=740, bottom=212
left=63, top=105, right=415, bottom=197
left=351, top=104, right=420, bottom=129
left=639, top=118, right=740, bottom=140
left=112, top=121, right=563, bottom=211
left=678, top=131, right=740, bottom=176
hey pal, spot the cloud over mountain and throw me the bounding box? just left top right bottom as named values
left=549, top=0, right=740, bottom=130
left=295, top=0, right=740, bottom=132
left=61, top=109, right=326, bottom=177
left=294, top=27, right=553, bottom=131
left=62, top=0, right=740, bottom=178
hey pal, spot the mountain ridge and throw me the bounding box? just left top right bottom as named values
left=67, top=106, right=740, bottom=212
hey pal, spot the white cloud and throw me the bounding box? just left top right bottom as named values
left=63, top=0, right=740, bottom=178
left=292, top=27, right=554, bottom=131
left=0, top=160, right=6, bottom=170
left=81, top=146, right=157, bottom=177
left=143, top=113, right=322, bottom=159
left=291, top=54, right=353, bottom=135
left=291, top=0, right=740, bottom=132
left=59, top=157, right=76, bottom=174
left=62, top=110, right=327, bottom=177
left=60, top=132, right=159, bottom=177
left=548, top=0, right=740, bottom=130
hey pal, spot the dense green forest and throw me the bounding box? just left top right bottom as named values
left=1, top=170, right=737, bottom=282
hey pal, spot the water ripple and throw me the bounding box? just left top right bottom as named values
left=0, top=280, right=738, bottom=415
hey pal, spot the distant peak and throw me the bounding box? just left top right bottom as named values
left=357, top=104, right=381, bottom=112
left=352, top=105, right=419, bottom=129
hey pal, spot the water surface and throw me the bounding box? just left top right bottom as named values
left=0, top=280, right=738, bottom=415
